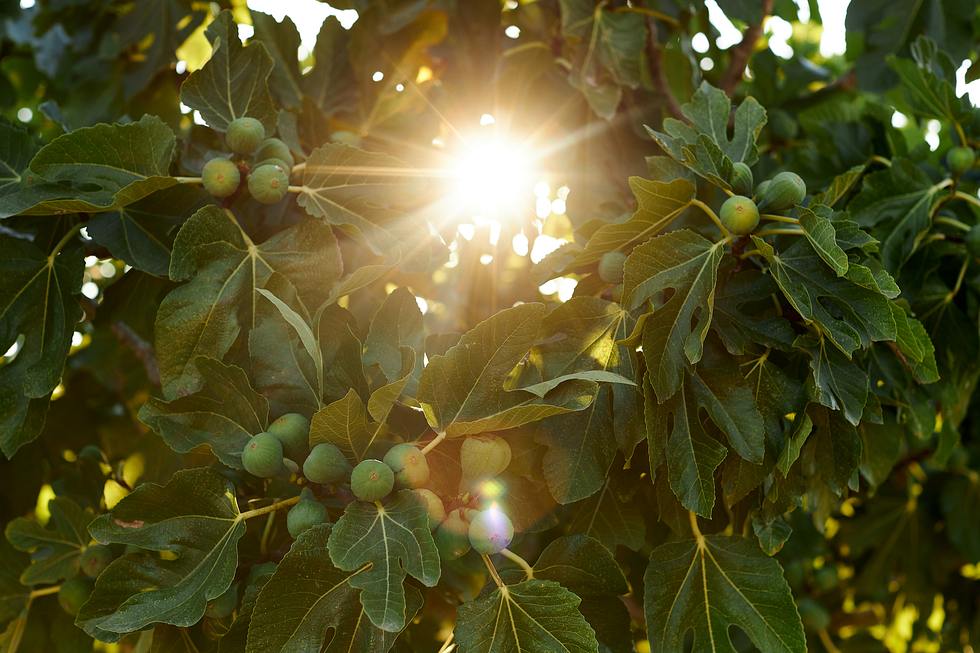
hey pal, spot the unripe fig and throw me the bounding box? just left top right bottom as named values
left=242, top=432, right=285, bottom=478
left=757, top=171, right=806, bottom=212
left=253, top=157, right=292, bottom=175
left=597, top=251, right=627, bottom=284
left=413, top=488, right=445, bottom=530
left=268, top=413, right=310, bottom=463
left=350, top=459, right=394, bottom=502
left=246, top=561, right=277, bottom=587
left=286, top=489, right=329, bottom=538
left=768, top=109, right=799, bottom=141
left=467, top=507, right=514, bottom=555
left=225, top=117, right=265, bottom=154
left=459, top=435, right=512, bottom=489
left=813, top=565, right=839, bottom=591
left=202, top=157, right=241, bottom=198
left=248, top=163, right=289, bottom=204
left=434, top=509, right=471, bottom=560
left=303, top=442, right=351, bottom=484
left=383, top=443, right=430, bottom=489
left=729, top=161, right=754, bottom=196
left=255, top=137, right=295, bottom=168
left=719, top=195, right=760, bottom=235
left=797, top=597, right=830, bottom=631
left=754, top=179, right=771, bottom=201
left=205, top=584, right=238, bottom=619
left=948, top=146, right=976, bottom=176
left=966, top=225, right=980, bottom=258
left=58, top=576, right=92, bottom=616
left=79, top=544, right=113, bottom=578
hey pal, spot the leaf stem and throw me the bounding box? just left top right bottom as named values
left=755, top=227, right=803, bottom=237
left=613, top=5, right=680, bottom=28
left=239, top=496, right=300, bottom=521
left=688, top=511, right=704, bottom=542
left=817, top=628, right=842, bottom=653
left=259, top=510, right=276, bottom=556
left=287, top=185, right=305, bottom=194
left=868, top=154, right=891, bottom=168
left=420, top=432, right=446, bottom=456
left=690, top=199, right=731, bottom=238
left=500, top=548, right=534, bottom=580
left=174, top=176, right=204, bottom=184
left=953, top=190, right=980, bottom=211
left=760, top=213, right=799, bottom=225
left=436, top=631, right=456, bottom=653
left=48, top=223, right=84, bottom=260
left=29, top=585, right=61, bottom=599
left=291, top=162, right=306, bottom=174
left=934, top=215, right=971, bottom=232
left=481, top=553, right=506, bottom=588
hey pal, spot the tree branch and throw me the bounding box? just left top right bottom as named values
left=719, top=0, right=773, bottom=95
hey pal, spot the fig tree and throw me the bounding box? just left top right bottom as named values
left=729, top=161, right=754, bottom=195
left=242, top=432, right=285, bottom=478
left=255, top=137, right=295, bottom=168
left=719, top=195, right=760, bottom=235
left=350, top=459, right=394, bottom=502
left=413, top=488, right=445, bottom=529
left=286, top=488, right=328, bottom=538
left=201, top=157, right=241, bottom=198
left=225, top=116, right=265, bottom=154
left=79, top=544, right=113, bottom=578
left=268, top=413, right=310, bottom=463
left=247, top=163, right=289, bottom=204
left=459, top=434, right=512, bottom=489
left=597, top=251, right=627, bottom=284
left=948, top=146, right=976, bottom=176
left=434, top=509, right=471, bottom=560
left=467, top=508, right=514, bottom=554
left=383, top=443, right=430, bottom=489
left=58, top=576, right=92, bottom=616
left=757, top=171, right=806, bottom=212
left=303, top=442, right=351, bottom=484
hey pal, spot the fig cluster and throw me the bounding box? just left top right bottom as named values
left=716, top=167, right=808, bottom=236
left=242, top=417, right=517, bottom=556
left=434, top=434, right=516, bottom=559
left=201, top=117, right=295, bottom=205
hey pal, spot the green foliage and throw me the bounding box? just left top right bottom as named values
left=1, top=2, right=979, bottom=652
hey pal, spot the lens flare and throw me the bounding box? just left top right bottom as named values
left=446, top=133, right=536, bottom=219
